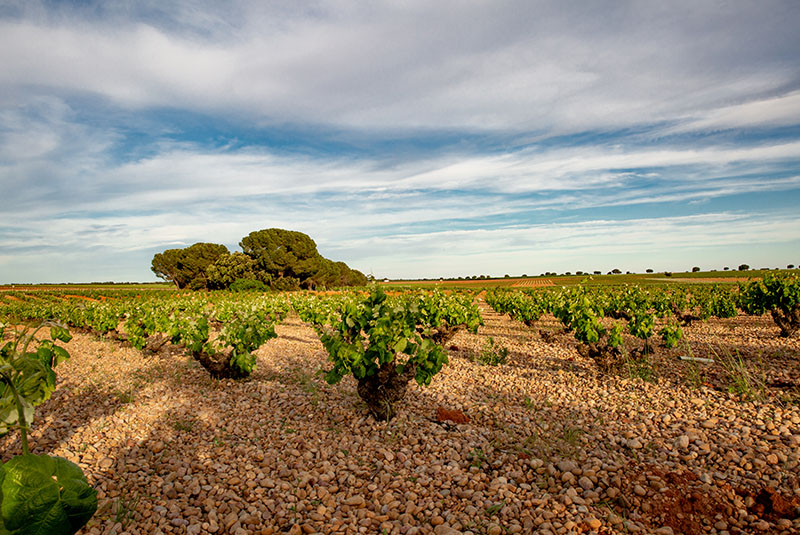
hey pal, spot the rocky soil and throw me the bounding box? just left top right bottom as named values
left=2, top=302, right=799, bottom=535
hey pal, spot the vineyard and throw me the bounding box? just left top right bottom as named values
left=1, top=275, right=799, bottom=535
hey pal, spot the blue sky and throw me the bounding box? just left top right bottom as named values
left=1, top=1, right=799, bottom=282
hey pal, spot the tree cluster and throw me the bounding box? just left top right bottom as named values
left=151, top=229, right=367, bottom=291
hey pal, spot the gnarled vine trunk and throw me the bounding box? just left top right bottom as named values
left=191, top=349, right=248, bottom=380
left=431, top=326, right=460, bottom=346
left=356, top=361, right=418, bottom=421
left=771, top=307, right=800, bottom=338
left=670, top=302, right=701, bottom=326
left=577, top=342, right=623, bottom=373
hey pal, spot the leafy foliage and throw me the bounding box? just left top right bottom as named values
left=240, top=228, right=321, bottom=280
left=151, top=243, right=229, bottom=290
left=0, top=323, right=97, bottom=535
left=153, top=229, right=366, bottom=291
left=0, top=324, right=72, bottom=436
left=739, top=273, right=800, bottom=337
left=306, top=288, right=482, bottom=420
left=206, top=253, right=263, bottom=290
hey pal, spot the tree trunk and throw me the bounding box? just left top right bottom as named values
left=356, top=361, right=418, bottom=421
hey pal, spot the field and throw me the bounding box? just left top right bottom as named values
left=381, top=269, right=790, bottom=289
left=1, top=283, right=799, bottom=535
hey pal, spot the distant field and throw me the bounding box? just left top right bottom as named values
left=1, top=268, right=794, bottom=292
left=0, top=283, right=174, bottom=291
left=381, top=269, right=794, bottom=289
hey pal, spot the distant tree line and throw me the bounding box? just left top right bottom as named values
left=151, top=228, right=367, bottom=291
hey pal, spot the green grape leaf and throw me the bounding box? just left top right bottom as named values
left=0, top=396, right=34, bottom=436
left=0, top=454, right=97, bottom=535
left=49, top=326, right=72, bottom=344
left=392, top=338, right=407, bottom=354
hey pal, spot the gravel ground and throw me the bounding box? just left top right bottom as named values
left=2, top=302, right=799, bottom=535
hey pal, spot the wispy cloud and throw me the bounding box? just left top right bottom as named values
left=2, top=2, right=799, bottom=131
left=664, top=91, right=800, bottom=134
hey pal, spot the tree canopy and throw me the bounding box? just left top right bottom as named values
left=240, top=229, right=321, bottom=280
left=151, top=229, right=366, bottom=291
left=151, top=243, right=229, bottom=289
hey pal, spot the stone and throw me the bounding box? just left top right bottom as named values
left=585, top=517, right=601, bottom=530
left=557, top=460, right=578, bottom=473
left=702, top=418, right=718, bottom=428
left=344, top=495, right=365, bottom=507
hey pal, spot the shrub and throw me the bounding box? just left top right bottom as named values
left=229, top=278, right=269, bottom=292
left=317, top=288, right=481, bottom=421
left=739, top=273, right=800, bottom=337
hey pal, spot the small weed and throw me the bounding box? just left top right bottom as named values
left=685, top=359, right=706, bottom=389
left=114, top=388, right=135, bottom=404
left=112, top=490, right=140, bottom=528
left=523, top=396, right=535, bottom=409
left=714, top=347, right=767, bottom=401
left=623, top=353, right=655, bottom=382
left=172, top=419, right=195, bottom=432
left=472, top=337, right=509, bottom=366
left=293, top=368, right=323, bottom=404
left=468, top=447, right=487, bottom=469
left=563, top=427, right=583, bottom=447
left=212, top=435, right=225, bottom=447
left=485, top=500, right=505, bottom=516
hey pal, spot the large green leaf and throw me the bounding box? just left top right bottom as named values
left=0, top=394, right=33, bottom=436
left=0, top=454, right=97, bottom=535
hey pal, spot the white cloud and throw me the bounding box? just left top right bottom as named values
left=347, top=213, right=800, bottom=278
left=1, top=2, right=798, bottom=132
left=665, top=91, right=800, bottom=134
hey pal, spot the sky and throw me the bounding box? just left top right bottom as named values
left=1, top=0, right=799, bottom=283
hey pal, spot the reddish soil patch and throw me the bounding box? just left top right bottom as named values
left=626, top=468, right=735, bottom=535
left=741, top=486, right=800, bottom=522
left=436, top=407, right=470, bottom=424
left=624, top=465, right=800, bottom=534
